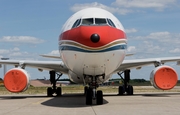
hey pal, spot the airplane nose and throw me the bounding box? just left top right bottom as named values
left=90, top=34, right=100, bottom=43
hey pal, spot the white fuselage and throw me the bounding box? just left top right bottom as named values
left=59, top=8, right=127, bottom=84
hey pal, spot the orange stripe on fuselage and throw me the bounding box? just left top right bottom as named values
left=59, top=26, right=126, bottom=48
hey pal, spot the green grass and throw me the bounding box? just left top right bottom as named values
left=0, top=85, right=180, bottom=95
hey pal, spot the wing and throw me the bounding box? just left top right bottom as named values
left=115, top=56, right=180, bottom=72
left=40, top=54, right=61, bottom=59
left=0, top=60, right=68, bottom=74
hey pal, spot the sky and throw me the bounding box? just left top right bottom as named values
left=0, top=0, right=180, bottom=80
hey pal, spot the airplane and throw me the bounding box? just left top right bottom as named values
left=0, top=7, right=180, bottom=105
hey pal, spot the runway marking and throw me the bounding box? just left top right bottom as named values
left=32, top=98, right=51, bottom=105
left=91, top=106, right=97, bottom=115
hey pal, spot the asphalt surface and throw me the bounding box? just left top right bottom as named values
left=0, top=92, right=180, bottom=115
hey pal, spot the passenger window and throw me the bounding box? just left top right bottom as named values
left=82, top=18, right=93, bottom=25
left=95, top=18, right=107, bottom=25
left=72, top=19, right=81, bottom=28
left=107, top=19, right=116, bottom=27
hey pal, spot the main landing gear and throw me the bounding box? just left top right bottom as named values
left=117, top=70, right=133, bottom=95
left=47, top=71, right=63, bottom=97
left=84, top=74, right=104, bottom=105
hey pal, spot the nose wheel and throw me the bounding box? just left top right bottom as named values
left=86, top=88, right=92, bottom=105
left=85, top=87, right=103, bottom=105
left=84, top=74, right=104, bottom=105
left=96, top=90, right=103, bottom=105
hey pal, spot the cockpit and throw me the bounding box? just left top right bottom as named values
left=72, top=18, right=116, bottom=29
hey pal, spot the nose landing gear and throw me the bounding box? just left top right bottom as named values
left=84, top=74, right=105, bottom=105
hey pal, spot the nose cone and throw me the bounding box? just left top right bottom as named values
left=90, top=34, right=100, bottom=43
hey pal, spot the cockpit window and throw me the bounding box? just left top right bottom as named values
left=95, top=18, right=107, bottom=25
left=107, top=19, right=116, bottom=27
left=72, top=18, right=116, bottom=28
left=82, top=18, right=93, bottom=25
left=72, top=19, right=81, bottom=28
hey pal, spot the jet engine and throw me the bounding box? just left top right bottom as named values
left=150, top=65, right=178, bottom=90
left=3, top=68, right=30, bottom=93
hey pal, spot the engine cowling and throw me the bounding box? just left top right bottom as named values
left=150, top=65, right=178, bottom=90
left=3, top=68, right=30, bottom=93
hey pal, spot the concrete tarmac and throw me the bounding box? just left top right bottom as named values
left=0, top=92, right=180, bottom=115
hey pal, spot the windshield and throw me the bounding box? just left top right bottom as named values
left=95, top=18, right=107, bottom=25
left=72, top=18, right=116, bottom=28
left=82, top=18, right=94, bottom=25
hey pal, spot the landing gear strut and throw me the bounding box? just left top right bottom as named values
left=84, top=74, right=104, bottom=105
left=47, top=71, right=63, bottom=97
left=117, top=70, right=133, bottom=95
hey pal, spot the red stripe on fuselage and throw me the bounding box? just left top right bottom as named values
left=59, top=26, right=126, bottom=48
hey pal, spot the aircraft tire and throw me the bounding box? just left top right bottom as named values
left=56, top=87, right=62, bottom=96
left=84, top=86, right=88, bottom=95
left=96, top=90, right=103, bottom=105
left=47, top=87, right=53, bottom=97
left=86, top=88, right=92, bottom=105
left=118, top=86, right=124, bottom=95
left=127, top=85, right=133, bottom=95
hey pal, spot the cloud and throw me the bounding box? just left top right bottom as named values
left=127, top=31, right=180, bottom=58
left=169, top=48, right=180, bottom=53
left=70, top=2, right=133, bottom=15
left=0, top=36, right=44, bottom=44
left=9, top=52, right=22, bottom=56
left=125, top=28, right=138, bottom=33
left=140, top=41, right=165, bottom=54
left=131, top=31, right=180, bottom=44
left=0, top=49, right=9, bottom=54
left=12, top=47, right=20, bottom=52
left=129, top=42, right=165, bottom=59
left=70, top=1, right=178, bottom=15
left=148, top=31, right=171, bottom=40
left=0, top=47, right=24, bottom=56
left=127, top=46, right=136, bottom=52
left=112, top=0, right=177, bottom=11
left=48, top=50, right=59, bottom=55
left=0, top=47, right=38, bottom=60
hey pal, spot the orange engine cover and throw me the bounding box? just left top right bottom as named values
left=3, top=68, right=30, bottom=93
left=150, top=65, right=178, bottom=90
